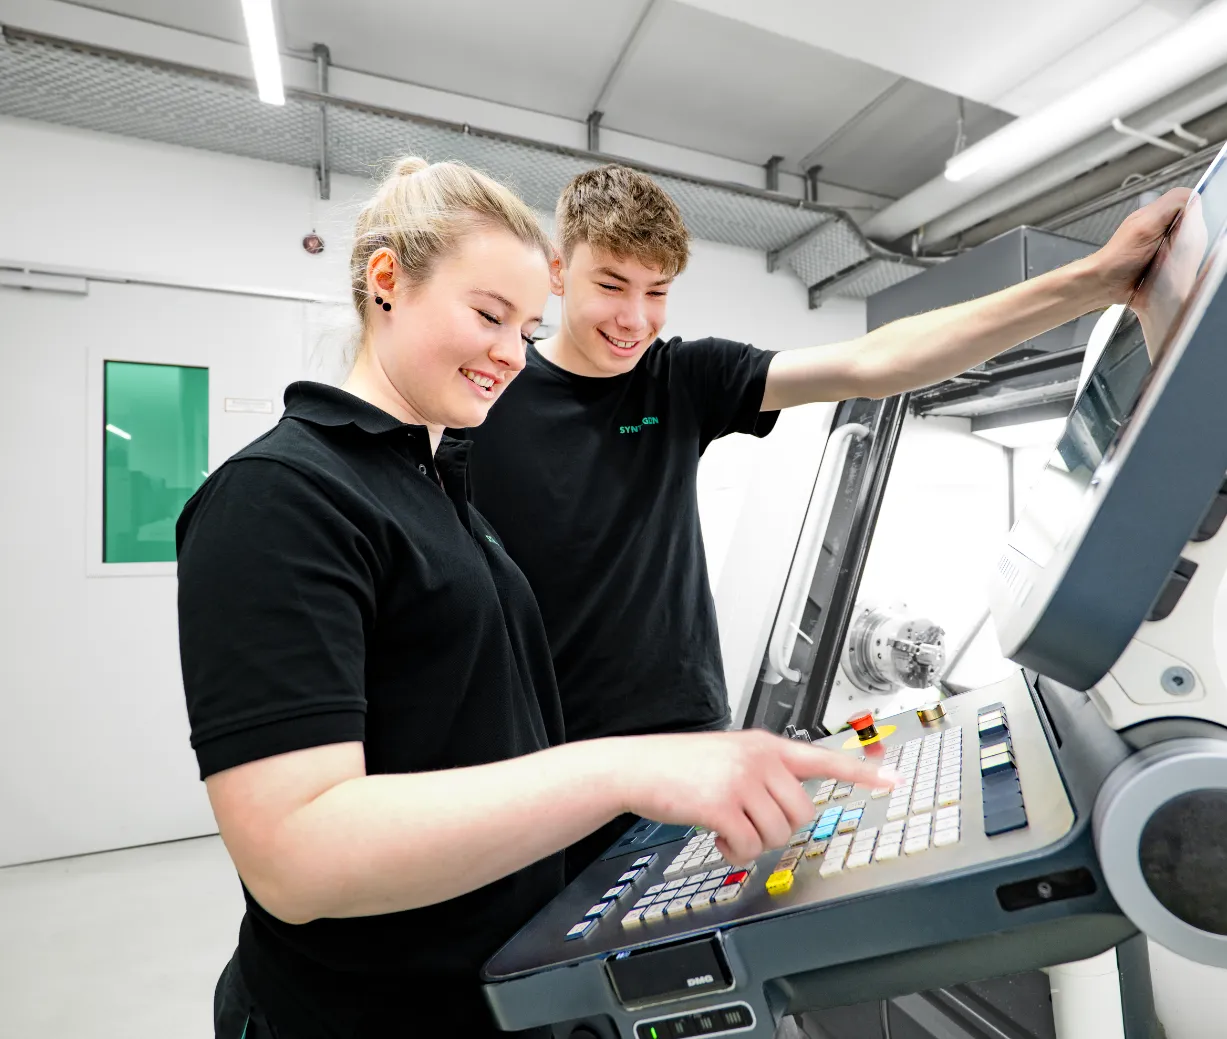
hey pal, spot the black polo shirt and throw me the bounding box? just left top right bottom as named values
left=459, top=337, right=777, bottom=744
left=176, top=382, right=563, bottom=1038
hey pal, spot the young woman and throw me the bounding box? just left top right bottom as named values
left=176, top=157, right=888, bottom=1038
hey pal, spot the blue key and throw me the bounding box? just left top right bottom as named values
left=984, top=806, right=1028, bottom=837
left=565, top=919, right=598, bottom=940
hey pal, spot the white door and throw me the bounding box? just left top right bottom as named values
left=0, top=278, right=309, bottom=866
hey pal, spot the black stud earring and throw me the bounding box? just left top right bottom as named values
left=374, top=295, right=391, bottom=312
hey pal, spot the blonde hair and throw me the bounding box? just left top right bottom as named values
left=555, top=164, right=690, bottom=278
left=350, top=156, right=551, bottom=322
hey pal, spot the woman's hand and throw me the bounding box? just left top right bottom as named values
left=610, top=729, right=896, bottom=865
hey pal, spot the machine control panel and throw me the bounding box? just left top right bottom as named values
left=484, top=677, right=1082, bottom=1037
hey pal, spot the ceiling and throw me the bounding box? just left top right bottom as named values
left=42, top=0, right=1218, bottom=203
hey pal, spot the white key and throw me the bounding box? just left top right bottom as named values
left=622, top=908, right=646, bottom=926
left=912, top=798, right=934, bottom=813
left=875, top=843, right=901, bottom=862
left=689, top=871, right=710, bottom=884
left=911, top=812, right=933, bottom=828
left=936, top=806, right=960, bottom=821
left=937, top=790, right=961, bottom=807
left=904, top=836, right=930, bottom=855
left=856, top=827, right=879, bottom=842
left=665, top=878, right=686, bottom=890
left=845, top=851, right=872, bottom=869
left=870, top=787, right=891, bottom=799
left=645, top=884, right=664, bottom=896
left=882, top=820, right=906, bottom=836
left=935, top=815, right=960, bottom=833
left=663, top=863, right=686, bottom=878
left=933, top=827, right=960, bottom=847
left=886, top=804, right=909, bottom=822
left=819, top=859, right=844, bottom=877
left=642, top=903, right=667, bottom=921
left=704, top=849, right=725, bottom=866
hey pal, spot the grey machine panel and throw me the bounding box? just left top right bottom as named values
left=482, top=677, right=1129, bottom=1038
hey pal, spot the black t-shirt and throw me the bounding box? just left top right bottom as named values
left=176, top=382, right=564, bottom=1038
left=459, top=337, right=777, bottom=743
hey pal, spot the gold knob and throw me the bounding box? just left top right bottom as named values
left=917, top=703, right=946, bottom=724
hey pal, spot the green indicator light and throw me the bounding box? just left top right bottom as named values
left=650, top=1029, right=657, bottom=1039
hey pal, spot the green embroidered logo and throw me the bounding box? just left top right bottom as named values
left=619, top=416, right=660, bottom=434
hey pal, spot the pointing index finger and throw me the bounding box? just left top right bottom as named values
left=782, top=739, right=899, bottom=789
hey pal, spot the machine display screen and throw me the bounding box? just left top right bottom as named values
left=1008, top=145, right=1227, bottom=568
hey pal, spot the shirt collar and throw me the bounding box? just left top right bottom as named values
left=284, top=381, right=416, bottom=436
left=283, top=381, right=473, bottom=490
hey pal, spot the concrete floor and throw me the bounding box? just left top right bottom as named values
left=0, top=836, right=243, bottom=1039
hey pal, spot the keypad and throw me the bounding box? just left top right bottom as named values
left=977, top=703, right=1029, bottom=837
left=619, top=859, right=757, bottom=927
left=884, top=728, right=963, bottom=825
left=572, top=713, right=987, bottom=941
left=662, top=829, right=726, bottom=879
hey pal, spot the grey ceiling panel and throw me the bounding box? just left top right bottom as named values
left=813, top=80, right=1015, bottom=200
left=601, top=0, right=899, bottom=168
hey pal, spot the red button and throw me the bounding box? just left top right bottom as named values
left=724, top=871, right=750, bottom=885
left=849, top=712, right=875, bottom=732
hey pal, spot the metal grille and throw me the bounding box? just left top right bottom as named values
left=0, top=27, right=925, bottom=300
left=821, top=257, right=929, bottom=299
left=0, top=30, right=320, bottom=168
left=786, top=219, right=878, bottom=287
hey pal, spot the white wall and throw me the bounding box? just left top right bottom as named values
left=0, top=115, right=861, bottom=864
left=0, top=279, right=308, bottom=868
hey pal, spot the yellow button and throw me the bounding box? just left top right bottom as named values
left=766, top=869, right=795, bottom=895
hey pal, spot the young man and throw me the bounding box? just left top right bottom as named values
left=461, top=164, right=1188, bottom=881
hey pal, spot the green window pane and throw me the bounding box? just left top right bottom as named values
left=104, top=361, right=208, bottom=563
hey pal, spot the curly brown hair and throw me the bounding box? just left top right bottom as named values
left=555, top=164, right=690, bottom=278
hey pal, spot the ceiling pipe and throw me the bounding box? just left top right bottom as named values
left=922, top=68, right=1227, bottom=248
left=928, top=100, right=1227, bottom=252
left=864, top=0, right=1227, bottom=244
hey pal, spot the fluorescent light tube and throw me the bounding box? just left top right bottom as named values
left=240, top=0, right=285, bottom=106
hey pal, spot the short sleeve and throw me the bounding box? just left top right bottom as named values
left=176, top=458, right=374, bottom=779
left=672, top=337, right=780, bottom=451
